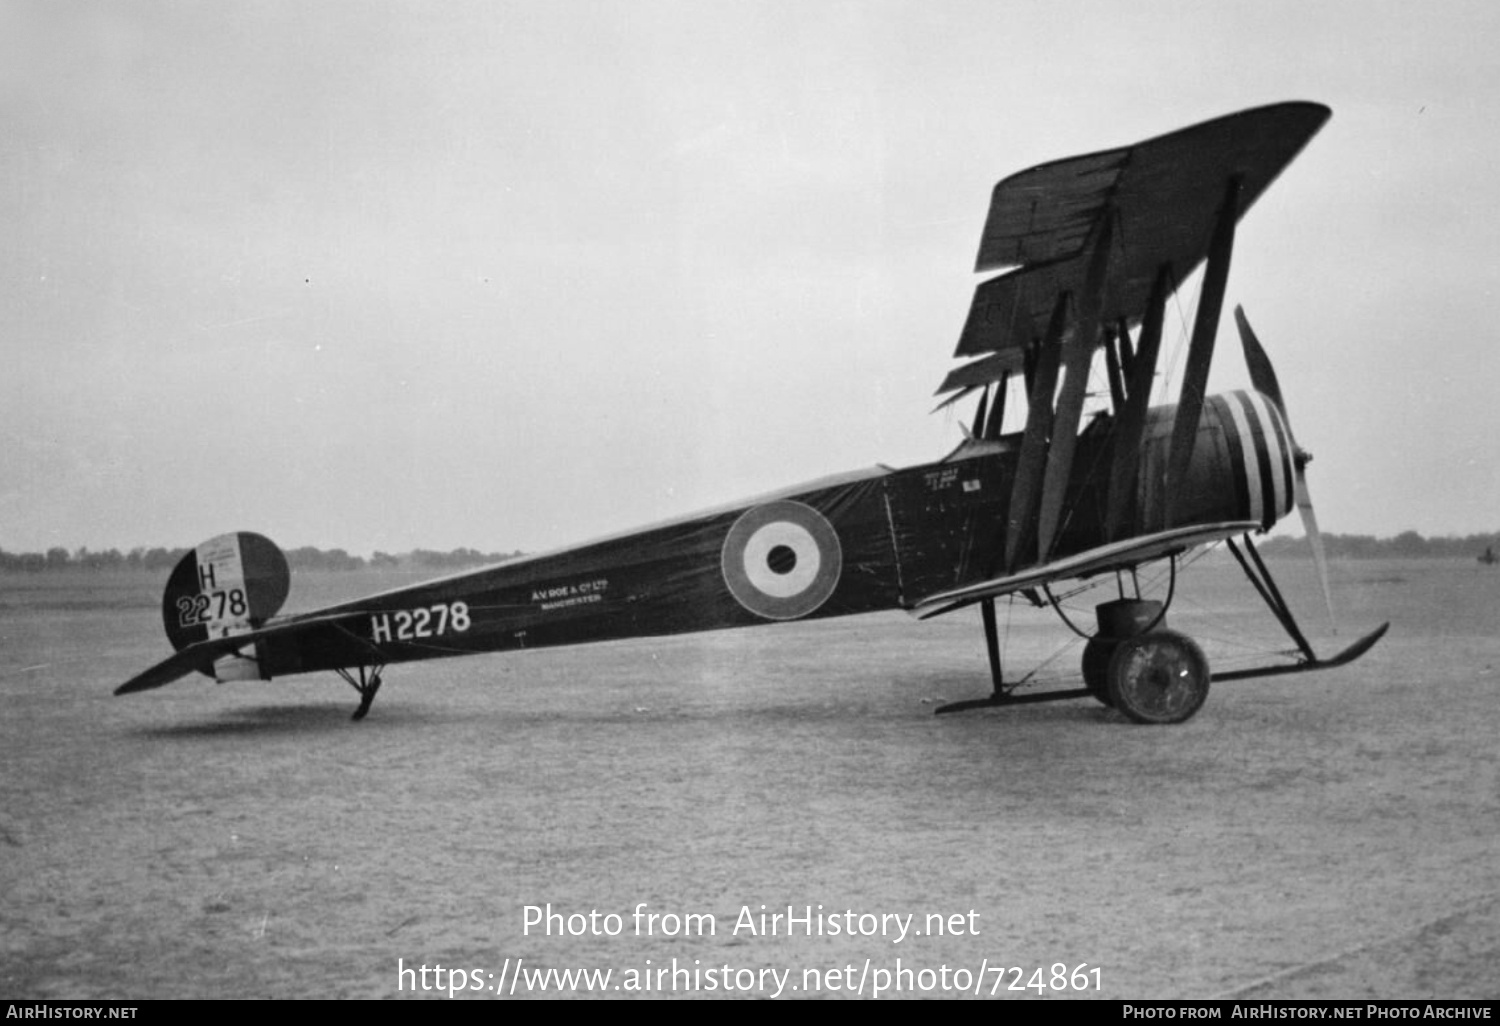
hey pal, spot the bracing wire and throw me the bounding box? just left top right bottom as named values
left=1130, top=540, right=1312, bottom=667
left=1042, top=553, right=1176, bottom=640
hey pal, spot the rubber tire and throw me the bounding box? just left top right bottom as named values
left=1081, top=637, right=1117, bottom=706
left=1105, top=630, right=1211, bottom=725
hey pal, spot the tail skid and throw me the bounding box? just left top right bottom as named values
left=117, top=531, right=395, bottom=720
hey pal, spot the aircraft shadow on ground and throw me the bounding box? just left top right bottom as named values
left=906, top=673, right=1118, bottom=723
left=130, top=702, right=443, bottom=739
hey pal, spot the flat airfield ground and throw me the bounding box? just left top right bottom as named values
left=1, top=557, right=1497, bottom=1000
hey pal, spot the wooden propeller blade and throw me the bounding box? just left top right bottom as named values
left=1234, top=305, right=1287, bottom=419
left=1237, top=305, right=1335, bottom=632
left=1166, top=177, right=1240, bottom=524
left=1296, top=459, right=1337, bottom=634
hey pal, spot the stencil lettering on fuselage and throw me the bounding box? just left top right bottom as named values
left=721, top=500, right=843, bottom=620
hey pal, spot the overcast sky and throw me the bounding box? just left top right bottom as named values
left=3, top=1, right=1497, bottom=556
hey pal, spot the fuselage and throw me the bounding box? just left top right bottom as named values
left=251, top=389, right=1295, bottom=680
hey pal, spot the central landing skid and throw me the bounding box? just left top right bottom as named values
left=935, top=538, right=1389, bottom=723
left=935, top=687, right=1092, bottom=715
left=934, top=621, right=1388, bottom=717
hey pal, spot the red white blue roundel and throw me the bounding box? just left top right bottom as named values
left=721, top=500, right=843, bottom=620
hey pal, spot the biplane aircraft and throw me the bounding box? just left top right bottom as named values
left=117, top=101, right=1387, bottom=723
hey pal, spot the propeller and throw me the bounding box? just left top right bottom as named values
left=1234, top=305, right=1337, bottom=632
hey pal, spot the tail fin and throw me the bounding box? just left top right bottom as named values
left=161, top=532, right=290, bottom=682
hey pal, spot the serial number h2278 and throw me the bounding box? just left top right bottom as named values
left=177, top=589, right=248, bottom=627
left=370, top=602, right=472, bottom=644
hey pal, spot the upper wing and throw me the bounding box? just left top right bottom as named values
left=937, top=102, right=1329, bottom=572
left=909, top=520, right=1259, bottom=620
left=944, top=101, right=1331, bottom=372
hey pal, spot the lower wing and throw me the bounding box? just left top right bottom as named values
left=910, top=521, right=1260, bottom=620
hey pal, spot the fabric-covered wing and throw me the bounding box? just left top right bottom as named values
left=944, top=102, right=1331, bottom=381
left=931, top=348, right=1028, bottom=412
left=909, top=520, right=1259, bottom=620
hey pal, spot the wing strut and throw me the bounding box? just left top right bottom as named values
left=1165, top=177, right=1240, bottom=525
left=1036, top=210, right=1115, bottom=562
left=1103, top=326, right=1126, bottom=413
left=1105, top=263, right=1173, bottom=541
left=982, top=373, right=1008, bottom=440
left=969, top=385, right=990, bottom=439
left=1002, top=292, right=1071, bottom=573
left=1116, top=318, right=1136, bottom=383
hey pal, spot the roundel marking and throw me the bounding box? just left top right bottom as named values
left=721, top=500, right=843, bottom=620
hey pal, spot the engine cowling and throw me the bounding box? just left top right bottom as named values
left=1132, top=389, right=1297, bottom=535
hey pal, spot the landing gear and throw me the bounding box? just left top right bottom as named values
left=1080, top=598, right=1167, bottom=707
left=936, top=597, right=1096, bottom=714
left=336, top=664, right=386, bottom=721
left=1080, top=636, right=1115, bottom=706
left=939, top=556, right=1216, bottom=722
left=939, top=536, right=1387, bottom=722
left=1105, top=629, right=1210, bottom=724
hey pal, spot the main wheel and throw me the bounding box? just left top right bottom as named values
left=1106, top=630, right=1210, bottom=724
left=1081, top=637, right=1117, bottom=706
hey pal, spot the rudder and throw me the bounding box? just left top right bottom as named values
left=161, top=532, right=290, bottom=681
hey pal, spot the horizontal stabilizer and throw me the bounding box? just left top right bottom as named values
left=114, top=611, right=367, bottom=695
left=115, top=642, right=232, bottom=695
left=911, top=520, right=1259, bottom=620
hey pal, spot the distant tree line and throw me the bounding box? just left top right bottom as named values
left=1257, top=531, right=1500, bottom=560
left=0, top=545, right=525, bottom=573
left=365, top=548, right=526, bottom=571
